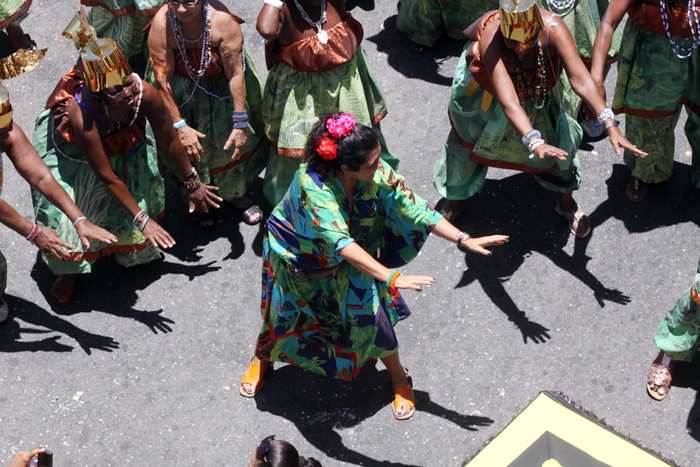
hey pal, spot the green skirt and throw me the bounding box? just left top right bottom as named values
left=31, top=109, right=164, bottom=275
left=86, top=1, right=162, bottom=59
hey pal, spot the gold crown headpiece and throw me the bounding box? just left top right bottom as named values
left=62, top=8, right=131, bottom=93
left=499, top=0, right=544, bottom=43
left=0, top=82, right=13, bottom=128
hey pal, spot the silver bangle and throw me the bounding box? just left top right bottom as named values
left=133, top=209, right=146, bottom=225
left=597, top=108, right=615, bottom=124
left=138, top=213, right=150, bottom=232
left=528, top=138, right=545, bottom=152
left=604, top=120, right=619, bottom=132
left=73, top=216, right=87, bottom=227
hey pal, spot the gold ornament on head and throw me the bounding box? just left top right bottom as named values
left=0, top=82, right=14, bottom=129
left=63, top=8, right=131, bottom=93
left=500, top=0, right=544, bottom=43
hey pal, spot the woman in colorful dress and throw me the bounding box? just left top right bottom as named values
left=646, top=259, right=700, bottom=400
left=239, top=113, right=509, bottom=420
left=148, top=0, right=268, bottom=227
left=433, top=0, right=645, bottom=237
left=0, top=75, right=116, bottom=321
left=257, top=0, right=396, bottom=205
left=591, top=0, right=700, bottom=202
left=32, top=12, right=220, bottom=305
left=81, top=0, right=165, bottom=60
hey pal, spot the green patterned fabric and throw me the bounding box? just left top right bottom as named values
left=0, top=248, right=6, bottom=296
left=396, top=0, right=498, bottom=48
left=87, top=3, right=162, bottom=59
left=613, top=20, right=700, bottom=185
left=31, top=109, right=163, bottom=275
left=262, top=46, right=396, bottom=205
left=654, top=259, right=700, bottom=362
left=255, top=161, right=442, bottom=380
left=148, top=48, right=269, bottom=202
left=0, top=0, right=28, bottom=29
left=433, top=45, right=583, bottom=200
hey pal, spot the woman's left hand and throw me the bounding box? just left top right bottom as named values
left=187, top=183, right=223, bottom=213
left=74, top=220, right=118, bottom=250
left=223, top=128, right=248, bottom=162
left=462, top=234, right=510, bottom=256
left=607, top=126, right=647, bottom=158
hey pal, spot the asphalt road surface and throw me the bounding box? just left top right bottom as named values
left=1, top=1, right=699, bottom=466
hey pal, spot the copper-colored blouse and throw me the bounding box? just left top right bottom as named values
left=45, top=64, right=147, bottom=158
left=265, top=13, right=363, bottom=72
left=628, top=0, right=700, bottom=37
left=465, top=11, right=562, bottom=97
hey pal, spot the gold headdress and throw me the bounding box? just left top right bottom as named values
left=0, top=46, right=47, bottom=129
left=62, top=8, right=131, bottom=93
left=499, top=0, right=544, bottom=43
left=0, top=82, right=13, bottom=128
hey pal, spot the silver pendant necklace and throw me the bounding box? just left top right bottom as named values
left=293, top=0, right=328, bottom=44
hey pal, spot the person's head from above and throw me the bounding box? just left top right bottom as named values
left=249, top=435, right=322, bottom=467
left=305, top=112, right=381, bottom=182
left=0, top=81, right=14, bottom=141
left=99, top=73, right=139, bottom=107
left=167, top=0, right=205, bottom=23
left=499, top=0, right=543, bottom=55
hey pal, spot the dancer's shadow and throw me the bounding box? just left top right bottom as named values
left=586, top=163, right=700, bottom=233
left=30, top=252, right=219, bottom=338
left=0, top=295, right=117, bottom=354
left=665, top=358, right=700, bottom=443
left=160, top=179, right=268, bottom=263
left=445, top=174, right=630, bottom=344
left=253, top=363, right=494, bottom=466
left=365, top=15, right=464, bottom=86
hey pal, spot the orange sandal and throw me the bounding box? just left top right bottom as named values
left=392, top=373, right=415, bottom=420
left=240, top=357, right=269, bottom=398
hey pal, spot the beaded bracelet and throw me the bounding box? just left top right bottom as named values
left=264, top=0, right=284, bottom=8
left=232, top=110, right=248, bottom=129
left=528, top=138, right=545, bottom=152
left=26, top=223, right=39, bottom=242
left=457, top=231, right=471, bottom=246
left=596, top=108, right=615, bottom=124
left=173, top=119, right=187, bottom=129
left=73, top=216, right=87, bottom=227
left=386, top=270, right=401, bottom=292
left=183, top=169, right=202, bottom=192
left=521, top=129, right=542, bottom=147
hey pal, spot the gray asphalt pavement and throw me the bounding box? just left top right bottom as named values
left=1, top=1, right=699, bottom=466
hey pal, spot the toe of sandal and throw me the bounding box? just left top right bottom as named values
left=646, top=362, right=672, bottom=401
left=240, top=358, right=269, bottom=398
left=392, top=375, right=415, bottom=420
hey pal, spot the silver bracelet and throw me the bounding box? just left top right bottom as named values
left=597, top=108, right=615, bottom=124
left=138, top=213, right=150, bottom=232
left=528, top=138, right=545, bottom=152
left=73, top=216, right=87, bottom=227
left=604, top=120, right=619, bottom=132
left=133, top=209, right=146, bottom=225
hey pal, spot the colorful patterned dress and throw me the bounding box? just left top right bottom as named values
left=0, top=155, right=5, bottom=296
left=612, top=0, right=700, bottom=185
left=396, top=0, right=498, bottom=48
left=82, top=0, right=164, bottom=59
left=31, top=65, right=164, bottom=275
left=261, top=13, right=396, bottom=205
left=254, top=161, right=442, bottom=380
left=146, top=23, right=269, bottom=202
left=654, top=258, right=700, bottom=361
left=433, top=12, right=583, bottom=201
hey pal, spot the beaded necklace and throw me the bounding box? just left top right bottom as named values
left=515, top=41, right=548, bottom=116
left=168, top=1, right=212, bottom=78
left=545, top=0, right=576, bottom=16
left=293, top=0, right=329, bottom=44
left=659, top=0, right=700, bottom=58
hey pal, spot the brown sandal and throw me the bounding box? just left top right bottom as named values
left=626, top=177, right=649, bottom=202
left=647, top=361, right=673, bottom=401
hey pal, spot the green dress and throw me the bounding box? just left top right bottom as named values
left=31, top=67, right=163, bottom=275
left=254, top=161, right=442, bottom=380
left=0, top=0, right=30, bottom=30
left=396, top=0, right=499, bottom=48
left=654, top=259, right=700, bottom=362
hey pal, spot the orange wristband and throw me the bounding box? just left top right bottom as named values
left=388, top=270, right=401, bottom=292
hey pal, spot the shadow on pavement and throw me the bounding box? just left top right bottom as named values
left=665, top=359, right=700, bottom=444
left=442, top=172, right=632, bottom=344
left=365, top=15, right=464, bottom=87
left=252, top=363, right=493, bottom=466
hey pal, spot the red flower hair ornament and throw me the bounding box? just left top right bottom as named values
left=315, top=113, right=356, bottom=160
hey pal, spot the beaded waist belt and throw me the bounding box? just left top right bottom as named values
left=285, top=263, right=340, bottom=280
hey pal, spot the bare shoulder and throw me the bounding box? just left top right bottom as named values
left=210, top=1, right=242, bottom=39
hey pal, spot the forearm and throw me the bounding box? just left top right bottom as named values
left=430, top=218, right=464, bottom=245
left=590, top=25, right=616, bottom=86
left=101, top=179, right=144, bottom=218
left=154, top=79, right=184, bottom=125
left=338, top=242, right=394, bottom=283
left=32, top=172, right=84, bottom=223
left=230, top=72, right=247, bottom=113
left=502, top=102, right=536, bottom=137
left=570, top=75, right=608, bottom=113
left=0, top=199, right=35, bottom=237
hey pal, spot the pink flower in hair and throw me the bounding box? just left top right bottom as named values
left=326, top=113, right=356, bottom=139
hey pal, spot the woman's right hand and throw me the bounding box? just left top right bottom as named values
left=141, top=218, right=176, bottom=249
left=462, top=234, right=510, bottom=256
left=532, top=143, right=568, bottom=161
left=394, top=275, right=436, bottom=292
left=33, top=226, right=73, bottom=260
left=176, top=125, right=206, bottom=163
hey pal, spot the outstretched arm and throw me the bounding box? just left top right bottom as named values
left=431, top=218, right=509, bottom=255
left=590, top=0, right=631, bottom=97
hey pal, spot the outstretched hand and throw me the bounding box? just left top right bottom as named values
left=141, top=218, right=176, bottom=249
left=461, top=235, right=509, bottom=256
left=74, top=220, right=118, bottom=250
left=223, top=128, right=247, bottom=161
left=394, top=275, right=436, bottom=292
left=607, top=126, right=647, bottom=158
left=532, top=143, right=568, bottom=161
left=33, top=226, right=72, bottom=260
left=176, top=125, right=206, bottom=162
left=187, top=183, right=222, bottom=213
left=9, top=448, right=45, bottom=467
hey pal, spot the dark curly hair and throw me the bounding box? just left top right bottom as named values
left=304, top=112, right=380, bottom=173
left=252, top=435, right=322, bottom=467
